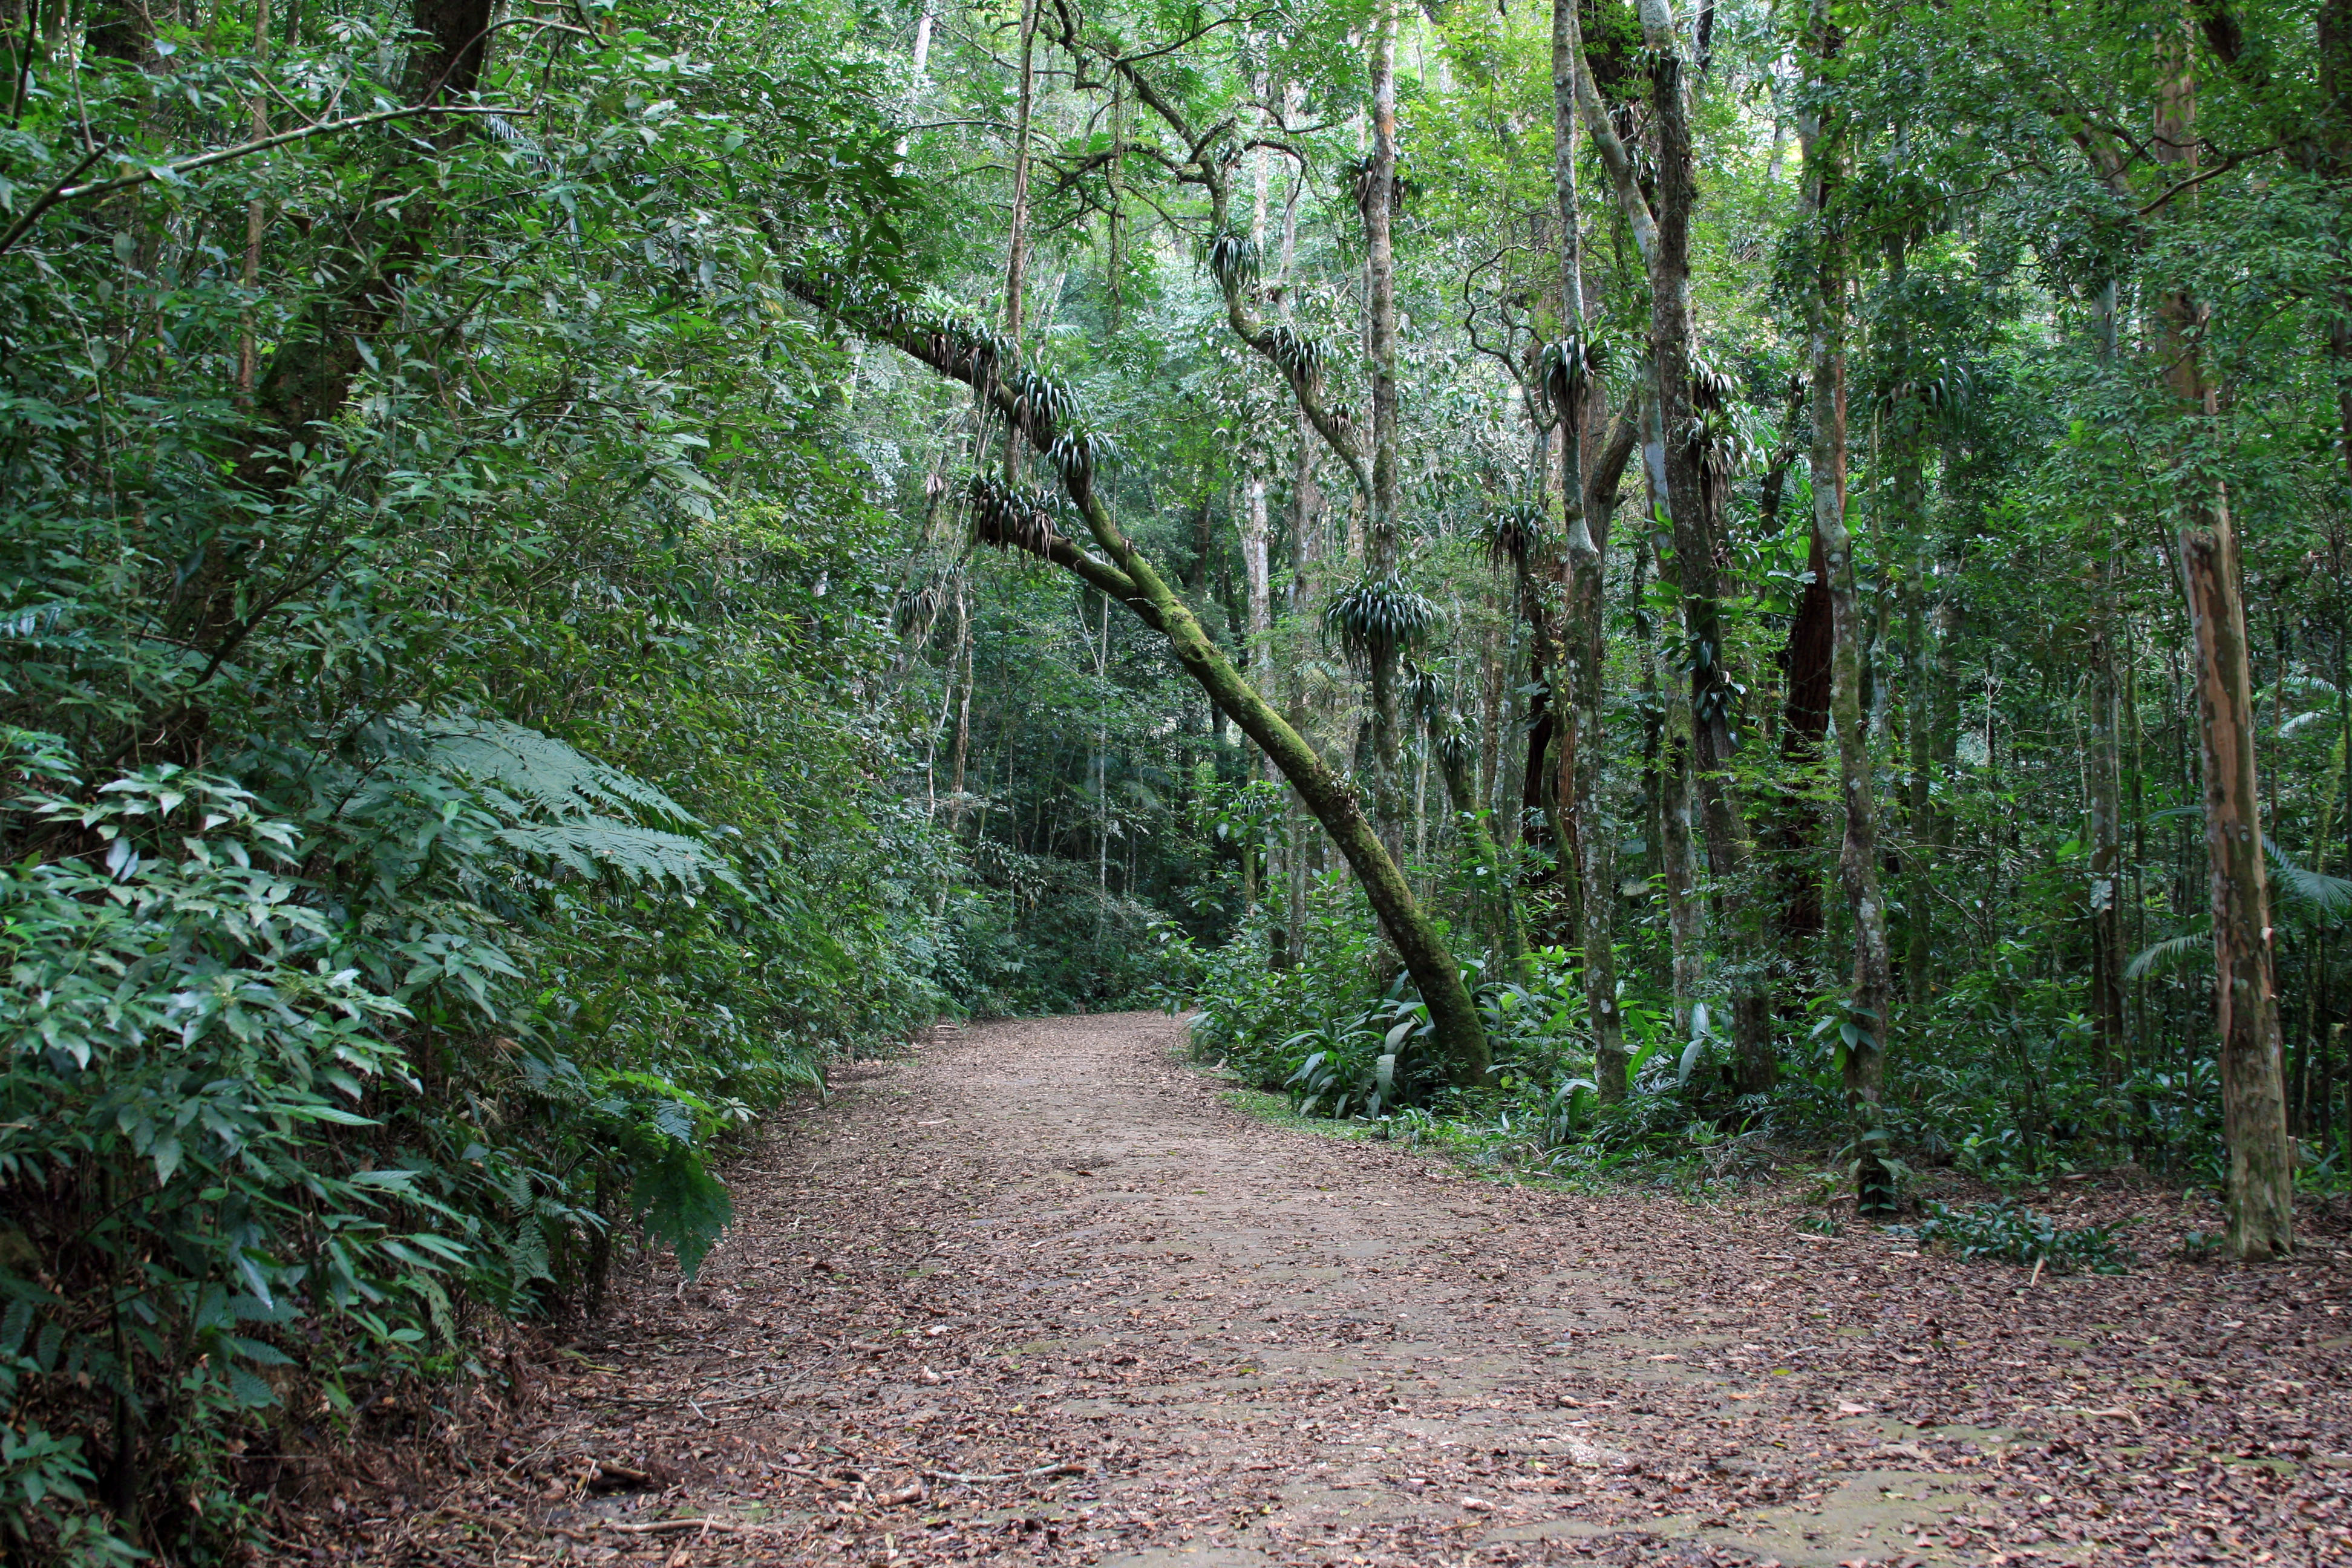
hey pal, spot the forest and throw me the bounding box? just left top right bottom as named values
left=1, top=0, right=2347, bottom=1562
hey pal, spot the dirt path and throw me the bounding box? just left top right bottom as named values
left=377, top=1013, right=2349, bottom=1567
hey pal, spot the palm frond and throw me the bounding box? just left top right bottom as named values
left=2125, top=929, right=2210, bottom=983
left=2267, top=835, right=2352, bottom=914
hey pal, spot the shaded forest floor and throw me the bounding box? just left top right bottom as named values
left=322, top=1013, right=2350, bottom=1566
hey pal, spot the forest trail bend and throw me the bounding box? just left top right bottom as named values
left=385, top=1014, right=2347, bottom=1567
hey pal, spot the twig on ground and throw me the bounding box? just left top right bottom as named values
left=923, top=1460, right=1086, bottom=1483
left=605, top=1517, right=762, bottom=1536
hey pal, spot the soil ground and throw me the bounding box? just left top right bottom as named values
left=353, top=1012, right=2352, bottom=1567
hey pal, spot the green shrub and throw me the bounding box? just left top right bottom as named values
left=1901, top=1200, right=2136, bottom=1275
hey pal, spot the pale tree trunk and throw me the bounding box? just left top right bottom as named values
left=2088, top=554, right=2128, bottom=1090
left=1278, top=203, right=1318, bottom=961
left=1364, top=0, right=1405, bottom=838
left=238, top=0, right=271, bottom=402
left=1244, top=472, right=1273, bottom=915
left=1003, top=0, right=1039, bottom=479
left=1096, top=589, right=1111, bottom=923
left=893, top=0, right=937, bottom=163
left=947, top=575, right=973, bottom=832
left=1246, top=128, right=1275, bottom=790
left=1244, top=475, right=1273, bottom=754
left=2154, top=25, right=2292, bottom=1259
left=1552, top=0, right=1623, bottom=1098
left=1802, top=24, right=1895, bottom=1212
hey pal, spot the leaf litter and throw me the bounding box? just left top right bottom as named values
left=303, top=1012, right=2351, bottom=1566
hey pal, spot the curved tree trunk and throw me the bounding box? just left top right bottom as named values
left=1067, top=479, right=1488, bottom=1085
left=814, top=287, right=1491, bottom=1085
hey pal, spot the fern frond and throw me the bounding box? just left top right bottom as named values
left=2125, top=929, right=2210, bottom=983
left=399, top=711, right=701, bottom=828
left=494, top=824, right=743, bottom=892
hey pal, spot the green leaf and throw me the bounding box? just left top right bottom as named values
left=632, top=1148, right=733, bottom=1282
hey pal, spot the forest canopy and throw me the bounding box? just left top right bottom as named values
left=1, top=0, right=2346, bottom=1560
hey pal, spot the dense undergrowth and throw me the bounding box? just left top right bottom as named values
left=1171, top=865, right=2345, bottom=1209
left=0, top=8, right=1002, bottom=1562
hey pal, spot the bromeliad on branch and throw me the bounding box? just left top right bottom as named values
left=790, top=274, right=1491, bottom=1086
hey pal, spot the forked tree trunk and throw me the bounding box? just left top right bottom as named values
left=1572, top=0, right=1773, bottom=1090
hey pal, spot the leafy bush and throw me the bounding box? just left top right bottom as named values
left=1903, top=1200, right=2137, bottom=1275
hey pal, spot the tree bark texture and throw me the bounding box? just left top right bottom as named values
left=2153, top=25, right=2292, bottom=1259
left=1552, top=0, right=1623, bottom=1099
left=1574, top=0, right=1772, bottom=1091
left=1002, top=0, right=1039, bottom=479
left=1362, top=0, right=1405, bottom=839
left=1802, top=36, right=1895, bottom=1211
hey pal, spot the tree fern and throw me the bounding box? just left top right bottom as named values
left=375, top=710, right=737, bottom=890
left=396, top=711, right=702, bottom=828
left=492, top=823, right=742, bottom=892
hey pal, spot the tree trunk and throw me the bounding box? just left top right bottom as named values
left=1572, top=0, right=1772, bottom=1089
left=1552, top=0, right=1623, bottom=1098
left=840, top=293, right=1489, bottom=1083
left=1663, top=728, right=1706, bottom=1039
left=1775, top=529, right=1834, bottom=945
left=1003, top=0, right=1039, bottom=477
left=1068, top=479, right=1489, bottom=1085
left=2154, top=25, right=2292, bottom=1259
left=1802, top=27, right=1895, bottom=1212
left=1245, top=474, right=1273, bottom=748
left=2088, top=565, right=2128, bottom=1089
left=2181, top=515, right=2295, bottom=1257
left=1362, top=0, right=1405, bottom=842
left=949, top=575, right=974, bottom=832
